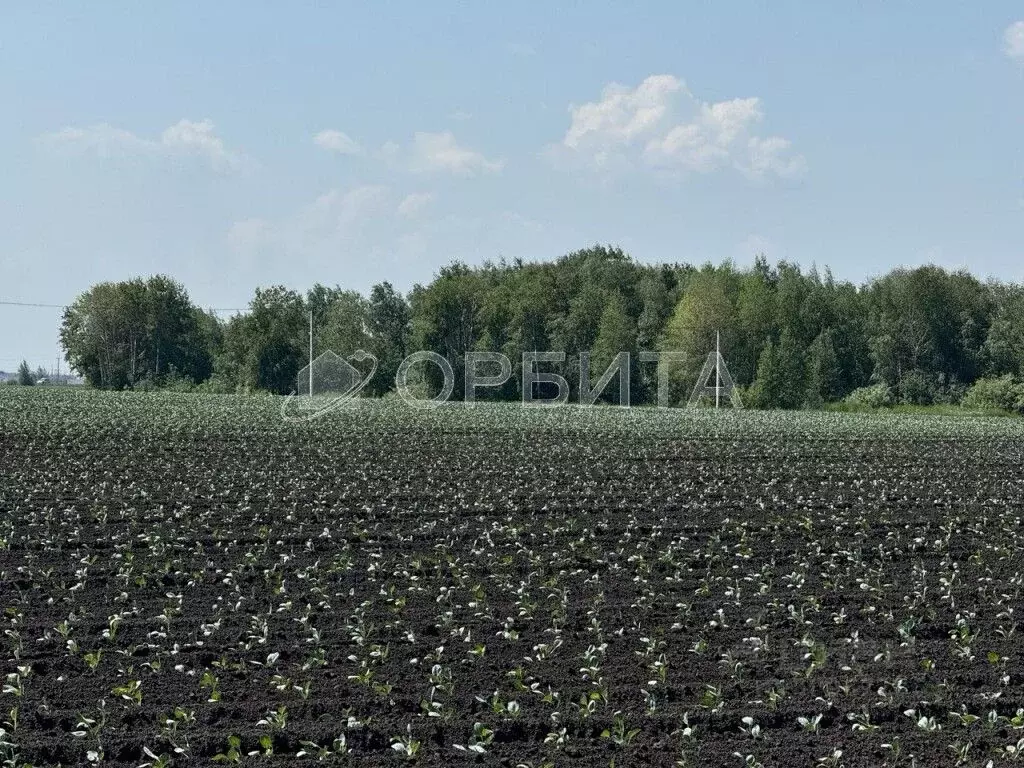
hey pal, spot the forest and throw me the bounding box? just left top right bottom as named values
left=56, top=246, right=1024, bottom=411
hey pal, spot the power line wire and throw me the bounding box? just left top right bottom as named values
left=0, top=300, right=247, bottom=312
left=0, top=301, right=66, bottom=309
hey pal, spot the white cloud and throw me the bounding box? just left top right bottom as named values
left=558, top=74, right=804, bottom=178
left=397, top=192, right=435, bottom=218
left=40, top=118, right=243, bottom=172
left=313, top=129, right=363, bottom=155
left=303, top=185, right=390, bottom=235
left=1005, top=21, right=1024, bottom=60
left=746, top=136, right=807, bottom=179
left=228, top=185, right=391, bottom=263
left=565, top=74, right=684, bottom=153
left=40, top=124, right=150, bottom=157
left=377, top=140, right=402, bottom=166
left=160, top=119, right=240, bottom=171
left=409, top=131, right=504, bottom=176
left=224, top=183, right=493, bottom=287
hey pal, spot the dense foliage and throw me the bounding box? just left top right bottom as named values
left=16, top=361, right=34, bottom=386
left=59, top=276, right=218, bottom=389
left=60, top=248, right=1024, bottom=408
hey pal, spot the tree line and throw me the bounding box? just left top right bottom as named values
left=59, top=246, right=1024, bottom=410
left=5, top=361, right=49, bottom=386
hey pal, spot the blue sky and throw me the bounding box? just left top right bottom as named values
left=1, top=2, right=1022, bottom=371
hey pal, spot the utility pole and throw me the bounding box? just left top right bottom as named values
left=715, top=330, right=721, bottom=409
left=687, top=332, right=744, bottom=410
left=308, top=310, right=314, bottom=399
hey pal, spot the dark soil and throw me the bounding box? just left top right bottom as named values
left=1, top=391, right=1023, bottom=766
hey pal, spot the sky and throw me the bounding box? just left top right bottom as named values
left=1, top=2, right=1022, bottom=371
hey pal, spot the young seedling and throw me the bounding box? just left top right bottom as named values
left=739, top=716, right=760, bottom=739
left=847, top=710, right=879, bottom=732
left=112, top=678, right=143, bottom=707
left=732, top=753, right=764, bottom=768
left=200, top=671, right=221, bottom=702
left=257, top=705, right=288, bottom=731
left=390, top=724, right=420, bottom=760
left=83, top=649, right=103, bottom=674
left=139, top=746, right=173, bottom=768
left=453, top=722, right=495, bottom=754
left=797, top=713, right=823, bottom=733
left=298, top=733, right=349, bottom=759
left=602, top=712, right=640, bottom=747
left=71, top=701, right=108, bottom=764
left=211, top=735, right=242, bottom=764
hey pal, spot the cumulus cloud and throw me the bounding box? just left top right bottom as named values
left=409, top=131, right=504, bottom=176
left=40, top=124, right=150, bottom=157
left=564, top=74, right=684, bottom=154
left=1005, top=21, right=1024, bottom=60
left=746, top=136, right=807, bottom=179
left=227, top=185, right=392, bottom=264
left=39, top=119, right=243, bottom=172
left=224, top=185, right=405, bottom=285
left=397, top=192, right=435, bottom=217
left=558, top=74, right=804, bottom=178
left=225, top=184, right=555, bottom=293
left=301, top=185, right=390, bottom=237
left=313, top=129, right=363, bottom=155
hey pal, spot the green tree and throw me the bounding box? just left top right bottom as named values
left=734, top=261, right=777, bottom=386
left=774, top=262, right=812, bottom=346
left=366, top=282, right=411, bottom=396
left=217, top=286, right=307, bottom=394
left=662, top=265, right=738, bottom=400
left=634, top=271, right=676, bottom=403
left=826, top=282, right=872, bottom=397
left=548, top=281, right=606, bottom=397
left=588, top=293, right=636, bottom=402
left=867, top=266, right=991, bottom=402
left=776, top=328, right=808, bottom=408
left=60, top=276, right=211, bottom=389
left=749, top=329, right=806, bottom=409
left=984, top=285, right=1024, bottom=376
left=317, top=289, right=369, bottom=356
left=804, top=330, right=841, bottom=407
left=748, top=340, right=781, bottom=409
left=16, top=360, right=34, bottom=386
left=410, top=263, right=485, bottom=399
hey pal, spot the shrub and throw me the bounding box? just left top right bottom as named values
left=194, top=371, right=240, bottom=395
left=162, top=366, right=198, bottom=393
left=932, top=381, right=967, bottom=406
left=844, top=383, right=894, bottom=409
left=899, top=369, right=934, bottom=405
left=961, top=375, right=1024, bottom=414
